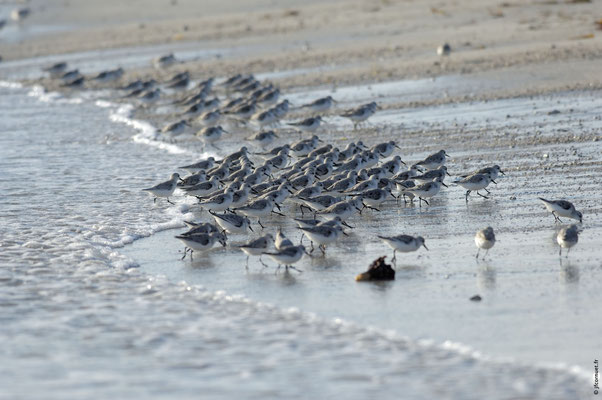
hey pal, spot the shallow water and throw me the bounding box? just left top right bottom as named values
left=0, top=66, right=598, bottom=399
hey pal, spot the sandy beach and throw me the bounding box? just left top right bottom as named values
left=1, top=0, right=601, bottom=398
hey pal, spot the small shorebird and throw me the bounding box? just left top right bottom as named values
left=275, top=229, right=294, bottom=250
left=237, top=234, right=274, bottom=268
left=198, top=188, right=235, bottom=213
left=247, top=131, right=278, bottom=148
left=340, top=102, right=378, bottom=129
left=197, top=126, right=228, bottom=148
left=299, top=225, right=345, bottom=255
left=142, top=173, right=180, bottom=204
left=370, top=141, right=402, bottom=159
left=454, top=174, right=493, bottom=202
left=402, top=177, right=447, bottom=206
left=378, top=234, right=428, bottom=263
left=210, top=211, right=253, bottom=234
left=179, top=157, right=216, bottom=174
left=300, top=96, right=335, bottom=113
left=475, top=227, right=496, bottom=259
left=263, top=245, right=306, bottom=272
left=287, top=116, right=324, bottom=133
left=415, top=150, right=449, bottom=171
left=539, top=198, right=582, bottom=224
left=182, top=176, right=220, bottom=197
left=176, top=232, right=226, bottom=260
left=557, top=225, right=579, bottom=257
left=153, top=53, right=177, bottom=69
left=43, top=62, right=67, bottom=77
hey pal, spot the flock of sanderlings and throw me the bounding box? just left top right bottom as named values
left=41, top=53, right=584, bottom=280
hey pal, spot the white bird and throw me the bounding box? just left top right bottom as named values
left=179, top=157, right=216, bottom=174
left=210, top=211, right=253, bottom=234
left=300, top=96, right=335, bottom=113
left=182, top=176, right=220, bottom=197
left=234, top=197, right=280, bottom=229
left=198, top=188, right=235, bottom=212
left=287, top=116, right=323, bottom=133
left=454, top=174, right=492, bottom=202
left=378, top=234, right=428, bottom=263
left=275, top=230, right=294, bottom=250
left=475, top=227, right=496, bottom=259
left=340, top=102, right=378, bottom=129
left=557, top=225, right=579, bottom=257
left=237, top=234, right=274, bottom=268
left=402, top=178, right=447, bottom=206
left=176, top=232, right=226, bottom=259
left=299, top=225, right=345, bottom=255
left=538, top=198, right=583, bottom=224
left=415, top=150, right=449, bottom=170
left=247, top=130, right=278, bottom=148
left=263, top=245, right=306, bottom=271
left=142, top=173, right=180, bottom=204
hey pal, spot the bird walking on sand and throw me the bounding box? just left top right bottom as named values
left=475, top=227, right=496, bottom=259
left=377, top=234, right=428, bottom=264
left=539, top=198, right=582, bottom=224
left=142, top=173, right=180, bottom=204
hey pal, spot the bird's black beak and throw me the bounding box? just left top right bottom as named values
left=342, top=230, right=349, bottom=236
left=441, top=182, right=449, bottom=188
left=248, top=225, right=254, bottom=232
left=446, top=171, right=452, bottom=177
left=394, top=145, right=402, bottom=150
left=500, top=170, right=505, bottom=175
left=423, top=244, right=429, bottom=251
left=400, top=159, right=407, bottom=166
left=342, top=221, right=354, bottom=229
left=491, top=179, right=497, bottom=184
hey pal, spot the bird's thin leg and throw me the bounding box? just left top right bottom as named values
left=476, top=248, right=480, bottom=259
left=465, top=190, right=470, bottom=203
left=566, top=247, right=570, bottom=258
left=391, top=250, right=397, bottom=264
left=154, top=197, right=157, bottom=204
left=190, top=250, right=194, bottom=260
left=288, top=265, right=303, bottom=273
left=484, top=249, right=489, bottom=260
left=167, top=198, right=175, bottom=205
left=275, top=264, right=281, bottom=274
left=558, top=247, right=562, bottom=257
left=484, top=188, right=491, bottom=194
left=259, top=255, right=269, bottom=268
left=181, top=247, right=188, bottom=260
left=476, top=191, right=489, bottom=199
left=245, top=255, right=249, bottom=269
left=310, top=241, right=315, bottom=253
left=258, top=219, right=265, bottom=229
left=320, top=245, right=326, bottom=255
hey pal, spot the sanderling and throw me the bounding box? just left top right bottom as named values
left=153, top=53, right=177, bottom=69
left=197, top=125, right=227, bottom=147
left=475, top=227, right=496, bottom=259
left=167, top=76, right=190, bottom=90
left=318, top=197, right=362, bottom=220
left=380, top=155, right=406, bottom=177
left=93, top=68, right=124, bottom=83
left=178, top=171, right=207, bottom=188
left=176, top=232, right=226, bottom=260
left=252, top=110, right=277, bottom=127
left=197, top=110, right=221, bottom=127
left=392, top=166, right=420, bottom=182
left=557, top=225, right=579, bottom=257
left=61, top=76, right=84, bottom=88
left=288, top=116, right=324, bottom=133
left=415, top=150, right=449, bottom=170
left=371, top=141, right=402, bottom=159
left=461, top=165, right=505, bottom=181
left=183, top=176, right=220, bottom=196
left=413, top=166, right=450, bottom=182
left=257, top=88, right=280, bottom=105
left=179, top=157, right=216, bottom=174
left=300, top=96, right=335, bottom=113
left=454, top=174, right=493, bottom=202
left=11, top=7, right=30, bottom=21
left=340, top=102, right=378, bottom=129
left=142, top=173, right=180, bottom=204
left=161, top=120, right=190, bottom=138
left=230, top=184, right=252, bottom=208
left=394, top=179, right=416, bottom=203
left=357, top=188, right=394, bottom=211
left=263, top=245, right=306, bottom=272
left=378, top=234, right=428, bottom=263
left=237, top=234, right=274, bottom=268
left=226, top=103, right=257, bottom=120
left=198, top=187, right=235, bottom=212
left=401, top=177, right=447, bottom=206
left=299, top=225, right=345, bottom=255
left=43, top=62, right=67, bottom=77
left=325, top=172, right=357, bottom=193
left=300, top=194, right=341, bottom=213
left=139, top=88, right=161, bottom=103
left=234, top=197, right=280, bottom=228
left=275, top=229, right=294, bottom=250
left=344, top=176, right=379, bottom=194
left=437, top=43, right=451, bottom=56
left=538, top=198, right=583, bottom=224
left=181, top=222, right=220, bottom=236
left=210, top=210, right=253, bottom=234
